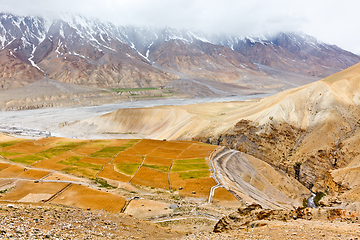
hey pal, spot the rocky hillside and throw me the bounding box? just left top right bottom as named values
left=213, top=62, right=360, bottom=201
left=234, top=32, right=360, bottom=78
left=0, top=13, right=359, bottom=93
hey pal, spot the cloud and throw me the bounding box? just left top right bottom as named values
left=1, top=0, right=360, bottom=53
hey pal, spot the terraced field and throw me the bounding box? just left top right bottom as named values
left=0, top=135, right=239, bottom=214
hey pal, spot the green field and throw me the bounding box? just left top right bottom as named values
left=37, top=141, right=85, bottom=159
left=179, top=170, right=210, bottom=179
left=58, top=156, right=83, bottom=165
left=143, top=164, right=170, bottom=172
left=110, top=87, right=158, bottom=93
left=115, top=163, right=141, bottom=175
left=0, top=140, right=26, bottom=148
left=174, top=158, right=206, bottom=164
left=74, top=161, right=102, bottom=171
left=0, top=137, right=217, bottom=193
left=0, top=152, right=23, bottom=157
left=89, top=146, right=125, bottom=158
left=11, top=155, right=44, bottom=165
left=171, top=163, right=209, bottom=172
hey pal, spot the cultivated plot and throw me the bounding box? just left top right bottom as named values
left=50, top=184, right=126, bottom=213
left=0, top=136, right=225, bottom=202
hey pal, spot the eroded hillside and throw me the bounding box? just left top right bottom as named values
left=212, top=63, right=360, bottom=207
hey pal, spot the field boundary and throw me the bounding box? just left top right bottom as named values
left=167, top=143, right=195, bottom=190
left=44, top=183, right=72, bottom=203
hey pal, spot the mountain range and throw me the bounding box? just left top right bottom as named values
left=0, top=12, right=359, bottom=95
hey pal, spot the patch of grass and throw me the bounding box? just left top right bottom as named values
left=58, top=156, right=83, bottom=165
left=110, top=87, right=157, bottom=92
left=37, top=142, right=85, bottom=159
left=74, top=162, right=102, bottom=171
left=133, top=95, right=171, bottom=99
left=89, top=146, right=125, bottom=158
left=56, top=141, right=86, bottom=148
left=0, top=187, right=13, bottom=194
left=171, top=163, right=209, bottom=172
left=0, top=140, right=25, bottom=148
left=115, top=163, right=140, bottom=175
left=63, top=166, right=97, bottom=178
left=36, top=148, right=69, bottom=159
left=143, top=164, right=170, bottom=172
left=120, top=139, right=140, bottom=149
left=303, top=198, right=308, bottom=208
left=11, top=155, right=44, bottom=165
left=90, top=140, right=139, bottom=158
left=174, top=158, right=206, bottom=164
left=178, top=170, right=210, bottom=179
left=314, top=192, right=326, bottom=207
left=0, top=152, right=23, bottom=157
left=94, top=178, right=115, bottom=189
left=196, top=142, right=212, bottom=145
left=84, top=140, right=111, bottom=148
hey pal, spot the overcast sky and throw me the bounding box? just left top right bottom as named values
left=2, top=0, right=360, bottom=53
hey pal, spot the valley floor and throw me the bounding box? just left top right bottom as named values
left=0, top=94, right=270, bottom=139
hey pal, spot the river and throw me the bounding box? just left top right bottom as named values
left=0, top=94, right=271, bottom=138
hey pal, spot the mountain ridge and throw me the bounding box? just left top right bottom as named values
left=0, top=12, right=359, bottom=95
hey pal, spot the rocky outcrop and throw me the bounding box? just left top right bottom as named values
left=213, top=204, right=359, bottom=233
left=201, top=63, right=360, bottom=194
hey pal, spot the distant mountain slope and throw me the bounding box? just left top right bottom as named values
left=0, top=13, right=359, bottom=93
left=234, top=32, right=360, bottom=78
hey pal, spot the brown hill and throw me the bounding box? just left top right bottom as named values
left=213, top=62, right=360, bottom=208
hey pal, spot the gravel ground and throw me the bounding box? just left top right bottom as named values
left=0, top=203, right=182, bottom=239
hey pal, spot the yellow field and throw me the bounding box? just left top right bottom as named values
left=32, top=151, right=83, bottom=170
left=162, top=141, right=193, bottom=149
left=121, top=139, right=164, bottom=155
left=113, top=154, right=143, bottom=164
left=131, top=167, right=169, bottom=189
left=63, top=165, right=101, bottom=179
left=107, top=139, right=130, bottom=146
left=148, top=147, right=183, bottom=159
left=0, top=136, right=219, bottom=201
left=170, top=173, right=216, bottom=198
left=212, top=187, right=240, bottom=202
left=18, top=169, right=51, bottom=180
left=0, top=180, right=69, bottom=202
left=0, top=162, right=11, bottom=170
left=98, top=163, right=132, bottom=182
left=31, top=136, right=66, bottom=146
left=50, top=184, right=126, bottom=213
left=31, top=158, right=68, bottom=171
left=43, top=172, right=84, bottom=182
left=0, top=164, right=26, bottom=178
left=72, top=147, right=102, bottom=155
left=79, top=157, right=111, bottom=165
left=143, top=156, right=172, bottom=167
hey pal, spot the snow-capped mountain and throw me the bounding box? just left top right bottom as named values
left=0, top=12, right=359, bottom=90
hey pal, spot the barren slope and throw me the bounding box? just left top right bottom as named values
left=214, top=62, right=360, bottom=206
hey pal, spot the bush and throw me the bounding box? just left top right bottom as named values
left=314, top=192, right=325, bottom=207
left=302, top=198, right=308, bottom=208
